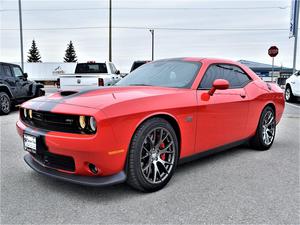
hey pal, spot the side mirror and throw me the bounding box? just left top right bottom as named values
left=115, top=70, right=120, bottom=75
left=208, top=79, right=229, bottom=96
left=23, top=73, right=28, bottom=79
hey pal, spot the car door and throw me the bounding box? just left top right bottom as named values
left=292, top=71, right=300, bottom=96
left=11, top=65, right=30, bottom=98
left=1, top=64, right=20, bottom=98
left=195, top=64, right=251, bottom=152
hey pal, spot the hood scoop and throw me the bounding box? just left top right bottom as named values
left=59, top=90, right=78, bottom=96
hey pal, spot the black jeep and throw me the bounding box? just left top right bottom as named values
left=0, top=62, right=44, bottom=115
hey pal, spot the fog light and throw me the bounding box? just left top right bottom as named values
left=88, top=163, right=98, bottom=175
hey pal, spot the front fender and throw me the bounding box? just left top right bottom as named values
left=30, top=83, right=44, bottom=97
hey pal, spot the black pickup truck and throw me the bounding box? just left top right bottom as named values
left=0, top=62, right=44, bottom=115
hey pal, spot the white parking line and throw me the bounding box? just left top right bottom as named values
left=286, top=103, right=300, bottom=109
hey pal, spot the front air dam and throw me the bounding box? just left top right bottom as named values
left=24, top=154, right=127, bottom=187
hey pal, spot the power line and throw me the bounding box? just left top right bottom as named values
left=1, top=26, right=289, bottom=31
left=0, top=6, right=289, bottom=12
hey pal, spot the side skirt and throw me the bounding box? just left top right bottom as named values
left=178, top=138, right=250, bottom=165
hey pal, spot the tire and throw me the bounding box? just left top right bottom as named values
left=127, top=118, right=179, bottom=192
left=285, top=85, right=295, bottom=102
left=250, top=106, right=276, bottom=151
left=0, top=92, right=11, bottom=115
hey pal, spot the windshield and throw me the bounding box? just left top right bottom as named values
left=117, top=60, right=201, bottom=88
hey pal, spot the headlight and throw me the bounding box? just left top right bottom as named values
left=89, top=117, right=97, bottom=132
left=78, top=115, right=97, bottom=134
left=79, top=116, right=86, bottom=129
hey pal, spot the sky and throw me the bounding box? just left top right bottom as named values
left=0, top=0, right=299, bottom=72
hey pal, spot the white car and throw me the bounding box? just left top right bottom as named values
left=285, top=71, right=300, bottom=102
left=58, top=62, right=121, bottom=90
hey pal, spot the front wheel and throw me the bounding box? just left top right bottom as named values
left=127, top=118, right=179, bottom=192
left=285, top=86, right=295, bottom=102
left=250, top=106, right=276, bottom=151
left=0, top=92, right=11, bottom=115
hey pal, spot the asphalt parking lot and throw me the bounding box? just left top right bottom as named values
left=1, top=88, right=299, bottom=224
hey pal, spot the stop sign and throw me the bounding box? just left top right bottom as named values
left=268, top=46, right=279, bottom=57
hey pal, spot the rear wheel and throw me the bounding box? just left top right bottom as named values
left=127, top=118, right=179, bottom=192
left=0, top=92, right=11, bottom=115
left=285, top=85, right=295, bottom=102
left=250, top=106, right=276, bottom=150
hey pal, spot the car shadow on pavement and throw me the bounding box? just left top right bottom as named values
left=27, top=144, right=251, bottom=201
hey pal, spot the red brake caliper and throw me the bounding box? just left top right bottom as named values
left=159, top=142, right=166, bottom=160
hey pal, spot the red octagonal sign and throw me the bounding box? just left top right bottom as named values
left=268, top=46, right=279, bottom=57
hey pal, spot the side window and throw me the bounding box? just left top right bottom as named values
left=217, top=64, right=241, bottom=88
left=3, top=65, right=13, bottom=77
left=12, top=66, right=23, bottom=77
left=199, top=65, right=224, bottom=89
left=199, top=64, right=251, bottom=89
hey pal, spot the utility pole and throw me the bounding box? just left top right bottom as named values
left=108, top=0, right=112, bottom=62
left=18, top=0, right=24, bottom=70
left=292, top=0, right=299, bottom=73
left=149, top=29, right=154, bottom=61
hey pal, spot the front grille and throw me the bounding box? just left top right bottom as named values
left=31, top=152, right=75, bottom=172
left=21, top=109, right=81, bottom=134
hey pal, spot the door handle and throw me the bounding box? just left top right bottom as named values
left=240, top=93, right=246, bottom=98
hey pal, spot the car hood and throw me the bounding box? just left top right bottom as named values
left=30, top=86, right=188, bottom=110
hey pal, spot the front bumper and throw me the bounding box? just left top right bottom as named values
left=17, top=116, right=128, bottom=177
left=24, top=154, right=126, bottom=186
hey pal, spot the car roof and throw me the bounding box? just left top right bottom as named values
left=182, top=57, right=240, bottom=65
left=156, top=57, right=240, bottom=66
left=0, top=62, right=20, bottom=67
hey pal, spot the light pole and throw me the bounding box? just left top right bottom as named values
left=18, top=0, right=24, bottom=70
left=149, top=29, right=154, bottom=61
left=292, top=0, right=299, bottom=73
left=108, top=0, right=112, bottom=62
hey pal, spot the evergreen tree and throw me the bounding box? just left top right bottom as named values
left=64, top=41, right=77, bottom=62
left=27, top=40, right=42, bottom=62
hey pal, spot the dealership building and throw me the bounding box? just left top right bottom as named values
left=239, top=60, right=294, bottom=85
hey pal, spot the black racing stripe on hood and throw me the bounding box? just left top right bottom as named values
left=29, top=87, right=108, bottom=112
left=59, top=86, right=109, bottom=100
left=38, top=101, right=61, bottom=112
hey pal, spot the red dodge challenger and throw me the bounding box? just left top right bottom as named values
left=16, top=58, right=285, bottom=192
